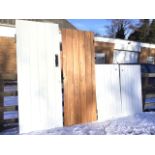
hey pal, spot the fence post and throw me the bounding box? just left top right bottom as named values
left=0, top=75, right=4, bottom=130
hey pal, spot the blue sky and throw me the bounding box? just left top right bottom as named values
left=67, top=19, right=111, bottom=36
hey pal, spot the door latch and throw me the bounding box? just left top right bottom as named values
left=55, top=54, right=59, bottom=67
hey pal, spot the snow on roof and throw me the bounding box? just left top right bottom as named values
left=95, top=37, right=155, bottom=52
left=0, top=25, right=16, bottom=37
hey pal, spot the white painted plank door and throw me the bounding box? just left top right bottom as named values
left=120, top=65, right=142, bottom=116
left=16, top=20, right=63, bottom=134
left=96, top=65, right=122, bottom=122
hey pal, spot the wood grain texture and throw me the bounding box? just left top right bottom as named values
left=0, top=37, right=16, bottom=74
left=140, top=47, right=155, bottom=63
left=79, top=31, right=86, bottom=123
left=0, top=91, right=17, bottom=97
left=90, top=33, right=97, bottom=121
left=62, top=29, right=97, bottom=126
left=0, top=105, right=18, bottom=112
left=0, top=73, right=17, bottom=80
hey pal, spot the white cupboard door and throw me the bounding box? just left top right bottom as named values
left=120, top=65, right=142, bottom=116
left=96, top=64, right=122, bottom=121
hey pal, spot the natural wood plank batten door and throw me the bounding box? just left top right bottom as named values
left=62, top=29, right=97, bottom=126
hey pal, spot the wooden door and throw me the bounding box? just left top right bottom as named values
left=62, top=29, right=97, bottom=126
left=16, top=20, right=63, bottom=133
left=96, top=64, right=122, bottom=121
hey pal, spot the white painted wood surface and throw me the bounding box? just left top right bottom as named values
left=96, top=65, right=122, bottom=121
left=16, top=20, right=63, bottom=134
left=96, top=64, right=142, bottom=122
left=113, top=50, right=138, bottom=63
left=0, top=26, right=15, bottom=37
left=95, top=36, right=155, bottom=51
left=120, top=65, right=142, bottom=116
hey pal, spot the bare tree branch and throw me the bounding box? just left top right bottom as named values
left=106, top=19, right=136, bottom=39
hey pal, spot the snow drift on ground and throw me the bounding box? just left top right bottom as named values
left=1, top=112, right=155, bottom=135
left=2, top=85, right=155, bottom=135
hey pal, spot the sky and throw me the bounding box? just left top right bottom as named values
left=67, top=19, right=111, bottom=36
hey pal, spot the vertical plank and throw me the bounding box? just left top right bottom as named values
left=85, top=32, right=97, bottom=122
left=120, top=65, right=142, bottom=116
left=84, top=32, right=92, bottom=122
left=79, top=31, right=87, bottom=123
left=62, top=30, right=67, bottom=125
left=46, top=25, right=63, bottom=128
left=62, top=29, right=75, bottom=125
left=96, top=64, right=122, bottom=121
left=62, top=29, right=97, bottom=126
left=90, top=33, right=97, bottom=121
left=72, top=30, right=80, bottom=124
left=16, top=21, right=32, bottom=132
left=16, top=20, right=63, bottom=134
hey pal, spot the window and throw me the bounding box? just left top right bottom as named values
left=147, top=56, right=155, bottom=64
left=95, top=53, right=106, bottom=64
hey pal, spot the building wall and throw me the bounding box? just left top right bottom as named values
left=0, top=37, right=16, bottom=74
left=95, top=41, right=115, bottom=63
left=1, top=29, right=155, bottom=75
left=140, top=47, right=155, bottom=63
left=95, top=37, right=155, bottom=64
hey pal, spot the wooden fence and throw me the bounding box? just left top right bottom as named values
left=0, top=37, right=16, bottom=74
left=0, top=73, right=18, bottom=131
left=142, top=73, right=155, bottom=111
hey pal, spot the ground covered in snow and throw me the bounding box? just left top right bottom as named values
left=1, top=112, right=155, bottom=135
left=2, top=85, right=155, bottom=135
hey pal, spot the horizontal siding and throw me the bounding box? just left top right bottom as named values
left=0, top=37, right=16, bottom=74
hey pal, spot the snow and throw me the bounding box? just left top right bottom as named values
left=1, top=112, right=155, bottom=135
left=24, top=112, right=155, bottom=135
left=1, top=85, right=155, bottom=135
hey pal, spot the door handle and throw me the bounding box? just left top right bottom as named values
left=55, top=54, right=59, bottom=67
